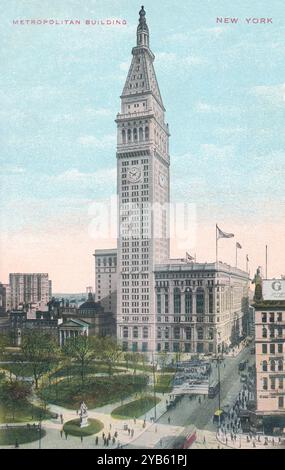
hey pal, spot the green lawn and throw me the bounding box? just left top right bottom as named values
left=154, top=374, right=174, bottom=393
left=39, top=374, right=148, bottom=410
left=0, top=400, right=54, bottom=424
left=63, top=418, right=103, bottom=437
left=0, top=426, right=46, bottom=446
left=111, top=396, right=160, bottom=420
left=0, top=363, right=40, bottom=378
left=50, top=363, right=125, bottom=379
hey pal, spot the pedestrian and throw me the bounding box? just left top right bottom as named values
left=168, top=416, right=171, bottom=424
left=95, top=436, right=99, bottom=445
left=108, top=432, right=111, bottom=440
left=112, top=436, right=116, bottom=444
left=128, top=428, right=130, bottom=436
left=81, top=435, right=83, bottom=443
left=109, top=423, right=112, bottom=430
left=102, top=432, right=105, bottom=440
left=203, top=436, right=206, bottom=444
left=65, top=431, right=68, bottom=440
left=114, top=431, right=118, bottom=438
left=60, top=429, right=63, bottom=438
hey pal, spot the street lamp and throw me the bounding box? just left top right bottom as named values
left=151, top=353, right=157, bottom=420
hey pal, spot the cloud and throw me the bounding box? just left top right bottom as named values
left=53, top=107, right=113, bottom=123
left=251, top=83, right=285, bottom=106
left=195, top=101, right=239, bottom=116
left=168, top=27, right=226, bottom=43
left=54, top=167, right=116, bottom=186
left=0, top=166, right=26, bottom=176
left=156, top=52, right=207, bottom=70
left=77, top=133, right=116, bottom=149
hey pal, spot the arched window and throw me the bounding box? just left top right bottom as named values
left=122, top=129, right=126, bottom=144
left=270, top=360, right=275, bottom=372
left=133, top=326, right=138, bottom=338
left=208, top=328, right=214, bottom=340
left=196, top=288, right=205, bottom=314
left=278, top=359, right=283, bottom=371
left=185, top=289, right=192, bottom=314
left=127, top=128, right=132, bottom=142
left=139, top=127, right=143, bottom=141
left=145, top=126, right=149, bottom=140
left=174, top=288, right=181, bottom=314
left=133, top=128, right=138, bottom=141
left=262, top=327, right=267, bottom=338
left=197, top=326, right=204, bottom=340
left=123, top=327, right=128, bottom=338
left=262, top=360, right=267, bottom=372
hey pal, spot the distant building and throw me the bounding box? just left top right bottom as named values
left=9, top=273, right=50, bottom=309
left=253, top=273, right=285, bottom=432
left=0, top=283, right=11, bottom=316
left=94, top=249, right=117, bottom=316
left=59, top=318, right=89, bottom=347
left=9, top=309, right=59, bottom=346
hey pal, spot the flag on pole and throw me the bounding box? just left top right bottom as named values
left=186, top=252, right=195, bottom=262
left=216, top=225, right=234, bottom=239
left=236, top=242, right=242, bottom=249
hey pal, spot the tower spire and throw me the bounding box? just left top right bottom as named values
left=137, top=5, right=149, bottom=47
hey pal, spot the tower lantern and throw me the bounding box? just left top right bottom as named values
left=137, top=6, right=149, bottom=47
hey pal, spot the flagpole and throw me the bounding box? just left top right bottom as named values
left=246, top=255, right=248, bottom=273
left=216, top=224, right=218, bottom=264
left=236, top=244, right=238, bottom=268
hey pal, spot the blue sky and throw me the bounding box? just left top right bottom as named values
left=1, top=0, right=285, bottom=291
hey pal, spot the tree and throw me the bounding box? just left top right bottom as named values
left=63, top=335, right=97, bottom=387
left=0, top=380, right=31, bottom=421
left=96, top=337, right=122, bottom=376
left=21, top=330, right=59, bottom=390
left=0, top=333, right=10, bottom=359
left=157, top=351, right=168, bottom=374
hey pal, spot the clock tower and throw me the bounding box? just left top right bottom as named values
left=116, top=6, right=170, bottom=353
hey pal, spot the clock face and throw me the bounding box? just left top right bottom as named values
left=159, top=173, right=166, bottom=188
left=127, top=166, right=142, bottom=183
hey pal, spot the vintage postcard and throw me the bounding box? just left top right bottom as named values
left=0, top=0, right=284, bottom=457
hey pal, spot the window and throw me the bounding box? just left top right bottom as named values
left=157, top=343, right=161, bottom=352
left=270, top=312, right=274, bottom=323
left=122, top=342, right=128, bottom=351
left=263, top=377, right=268, bottom=390
left=270, top=360, right=275, bottom=372
left=174, top=288, right=181, bottom=314
left=145, top=126, right=149, bottom=140
left=165, top=293, right=169, bottom=314
left=277, top=312, right=282, bottom=322
left=208, top=328, right=214, bottom=340
left=185, top=327, right=191, bottom=340
left=262, top=327, right=267, bottom=338
left=209, top=288, right=214, bottom=314
left=197, top=326, right=204, bottom=340
left=196, top=288, right=205, bottom=315
left=271, top=378, right=276, bottom=390
left=278, top=343, right=283, bottom=353
left=173, top=343, right=180, bottom=352
left=185, top=289, right=192, bottom=314
left=132, top=342, right=138, bottom=352
left=123, top=327, right=128, bottom=338
left=185, top=343, right=191, bottom=353
left=157, top=292, right=161, bottom=314
left=157, top=328, right=162, bottom=339
left=133, top=326, right=138, bottom=339
left=165, top=327, right=169, bottom=339
left=262, top=360, right=267, bottom=372
left=278, top=359, right=283, bottom=371
left=142, top=342, right=148, bottom=352
left=174, top=327, right=180, bottom=340
left=270, top=343, right=275, bottom=354
left=262, top=344, right=267, bottom=354
left=143, top=327, right=148, bottom=339
left=262, top=312, right=267, bottom=323
left=278, top=397, right=284, bottom=408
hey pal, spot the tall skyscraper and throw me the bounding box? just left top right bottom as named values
left=9, top=273, right=50, bottom=309
left=116, top=7, right=170, bottom=353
